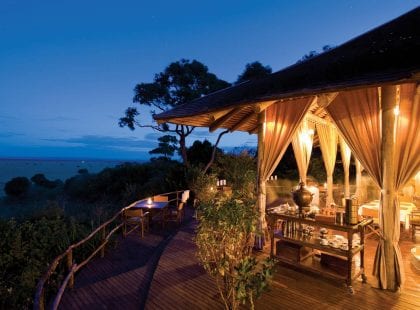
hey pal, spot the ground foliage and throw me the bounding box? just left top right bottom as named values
left=0, top=215, right=90, bottom=309
left=0, top=158, right=187, bottom=309
left=196, top=197, right=273, bottom=310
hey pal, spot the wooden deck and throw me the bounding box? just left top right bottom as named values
left=60, top=208, right=420, bottom=310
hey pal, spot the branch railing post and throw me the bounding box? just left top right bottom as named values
left=39, top=289, right=45, bottom=310
left=100, top=227, right=106, bottom=258
left=66, top=249, right=74, bottom=289
left=176, top=191, right=180, bottom=207
left=34, top=190, right=187, bottom=309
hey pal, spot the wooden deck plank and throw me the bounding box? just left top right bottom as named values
left=146, top=221, right=420, bottom=310
left=59, top=207, right=419, bottom=310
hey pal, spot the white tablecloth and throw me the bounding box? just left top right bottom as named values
left=358, top=200, right=415, bottom=230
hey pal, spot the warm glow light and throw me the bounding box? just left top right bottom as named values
left=147, top=198, right=152, bottom=205
left=265, top=121, right=275, bottom=132
left=323, top=182, right=327, bottom=189
left=393, top=105, right=400, bottom=116
left=210, top=186, right=214, bottom=191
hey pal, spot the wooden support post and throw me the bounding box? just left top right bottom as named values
left=67, top=249, right=74, bottom=289
left=100, top=227, right=106, bottom=258
left=355, top=160, right=362, bottom=200
left=255, top=111, right=266, bottom=250
left=381, top=85, right=398, bottom=291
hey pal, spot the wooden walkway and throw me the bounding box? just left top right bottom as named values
left=59, top=228, right=173, bottom=309
left=60, top=209, right=420, bottom=310
left=146, top=222, right=420, bottom=310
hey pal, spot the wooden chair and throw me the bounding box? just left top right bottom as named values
left=165, top=202, right=185, bottom=226
left=361, top=207, right=381, bottom=238
left=123, top=209, right=149, bottom=238
left=410, top=210, right=420, bottom=242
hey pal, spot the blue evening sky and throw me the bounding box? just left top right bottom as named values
left=0, top=1, right=418, bottom=160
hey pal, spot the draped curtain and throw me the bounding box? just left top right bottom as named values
left=355, top=159, right=364, bottom=202
left=326, top=83, right=419, bottom=290
left=316, top=123, right=338, bottom=206
left=373, top=83, right=419, bottom=289
left=292, top=119, right=315, bottom=184
left=339, top=136, right=352, bottom=197
left=255, top=97, right=313, bottom=248
left=394, top=84, right=420, bottom=188
left=326, top=87, right=382, bottom=188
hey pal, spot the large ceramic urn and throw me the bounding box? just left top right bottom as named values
left=292, top=182, right=314, bottom=215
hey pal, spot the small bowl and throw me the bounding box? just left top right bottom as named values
left=320, top=239, right=329, bottom=246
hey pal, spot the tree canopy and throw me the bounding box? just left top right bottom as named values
left=235, top=61, right=272, bottom=84
left=119, top=59, right=230, bottom=166
left=149, top=135, right=178, bottom=159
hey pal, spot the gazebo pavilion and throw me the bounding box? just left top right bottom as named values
left=155, top=7, right=420, bottom=291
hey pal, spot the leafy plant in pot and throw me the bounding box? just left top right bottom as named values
left=195, top=196, right=273, bottom=309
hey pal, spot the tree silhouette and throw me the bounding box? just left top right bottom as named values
left=297, top=45, right=334, bottom=63
left=119, top=59, right=230, bottom=166
left=236, top=61, right=272, bottom=84
left=149, top=135, right=178, bottom=159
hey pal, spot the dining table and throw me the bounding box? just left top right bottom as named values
left=358, top=200, right=415, bottom=230
left=132, top=200, right=169, bottom=210
left=130, top=200, right=169, bottom=226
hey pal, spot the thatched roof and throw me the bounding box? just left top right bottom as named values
left=155, top=7, right=420, bottom=133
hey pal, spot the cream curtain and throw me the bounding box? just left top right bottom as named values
left=339, top=136, right=352, bottom=197
left=327, top=84, right=419, bottom=290
left=292, top=119, right=315, bottom=184
left=373, top=83, right=419, bottom=289
left=255, top=97, right=313, bottom=249
left=316, top=123, right=337, bottom=206
left=394, top=84, right=420, bottom=188
left=326, top=87, right=382, bottom=188
left=354, top=159, right=364, bottom=202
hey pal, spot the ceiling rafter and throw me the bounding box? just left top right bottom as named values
left=209, top=107, right=242, bottom=132
left=229, top=111, right=256, bottom=132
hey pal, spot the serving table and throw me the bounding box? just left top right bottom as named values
left=267, top=211, right=372, bottom=293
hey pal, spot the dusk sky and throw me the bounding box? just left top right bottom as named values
left=1, top=1, right=418, bottom=160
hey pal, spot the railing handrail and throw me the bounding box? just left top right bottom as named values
left=33, top=190, right=185, bottom=310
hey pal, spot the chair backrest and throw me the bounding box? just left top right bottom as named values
left=182, top=190, right=190, bottom=203
left=362, top=207, right=378, bottom=222
left=178, top=202, right=185, bottom=211
left=411, top=210, right=420, bottom=223
left=124, top=209, right=143, bottom=218
left=153, top=195, right=168, bottom=202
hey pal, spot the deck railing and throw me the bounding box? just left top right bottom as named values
left=33, top=190, right=184, bottom=310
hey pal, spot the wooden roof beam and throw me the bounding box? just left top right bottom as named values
left=208, top=109, right=233, bottom=123
left=317, top=92, right=339, bottom=108
left=253, top=100, right=277, bottom=113
left=229, top=111, right=256, bottom=132
left=305, top=112, right=330, bottom=125
left=209, top=107, right=242, bottom=132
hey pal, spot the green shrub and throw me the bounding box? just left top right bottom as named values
left=196, top=197, right=273, bottom=309
left=4, top=177, right=31, bottom=197
left=0, top=216, right=89, bottom=309
left=31, top=173, right=59, bottom=189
